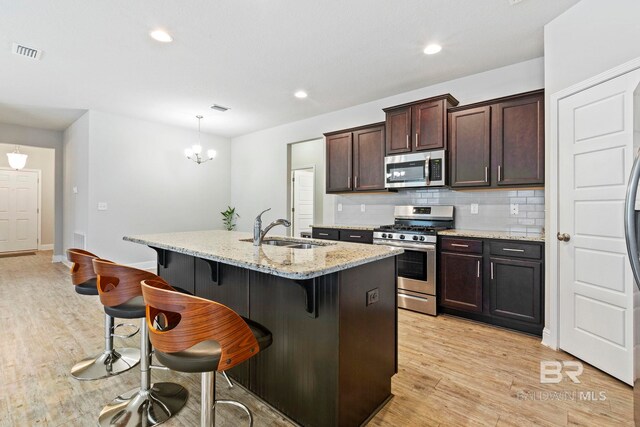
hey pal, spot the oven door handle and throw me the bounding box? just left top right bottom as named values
left=373, top=240, right=435, bottom=252
left=425, top=155, right=431, bottom=183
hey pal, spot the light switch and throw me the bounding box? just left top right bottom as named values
left=360, top=204, right=366, bottom=212
left=510, top=203, right=519, bottom=215
left=338, top=203, right=343, bottom=212
left=470, top=203, right=479, bottom=214
left=98, top=202, right=108, bottom=211
left=73, top=186, right=78, bottom=194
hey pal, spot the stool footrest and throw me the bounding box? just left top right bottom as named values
left=112, top=323, right=139, bottom=339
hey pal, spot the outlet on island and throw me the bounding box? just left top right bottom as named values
left=366, top=288, right=379, bottom=306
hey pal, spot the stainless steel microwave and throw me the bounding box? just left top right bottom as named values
left=384, top=150, right=446, bottom=189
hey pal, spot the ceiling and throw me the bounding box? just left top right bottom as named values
left=0, top=0, right=579, bottom=136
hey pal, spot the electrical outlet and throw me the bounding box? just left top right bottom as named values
left=470, top=203, right=479, bottom=214
left=73, top=186, right=78, bottom=194
left=360, top=204, right=366, bottom=212
left=98, top=202, right=108, bottom=211
left=337, top=203, right=343, bottom=212
left=510, top=203, right=519, bottom=215
left=366, top=288, right=379, bottom=306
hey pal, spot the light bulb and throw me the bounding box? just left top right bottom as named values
left=7, top=152, right=27, bottom=170
left=207, top=149, right=217, bottom=159
left=184, top=148, right=193, bottom=158
left=192, top=145, right=202, bottom=155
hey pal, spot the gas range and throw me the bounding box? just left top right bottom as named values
left=373, top=205, right=454, bottom=246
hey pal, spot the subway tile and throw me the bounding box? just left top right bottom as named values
left=527, top=211, right=545, bottom=219
left=517, top=190, right=535, bottom=197
left=527, top=197, right=545, bottom=204
left=518, top=219, right=535, bottom=225
left=509, top=197, right=527, bottom=204
left=534, top=190, right=545, bottom=196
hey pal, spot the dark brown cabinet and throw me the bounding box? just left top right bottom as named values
left=312, top=227, right=373, bottom=244
left=441, top=252, right=483, bottom=313
left=448, top=90, right=544, bottom=188
left=383, top=94, right=458, bottom=155
left=325, top=123, right=385, bottom=193
left=438, top=236, right=544, bottom=335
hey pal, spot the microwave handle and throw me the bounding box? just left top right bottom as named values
left=425, top=155, right=431, bottom=182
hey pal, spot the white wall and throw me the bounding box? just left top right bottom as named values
left=63, top=111, right=90, bottom=257
left=0, top=121, right=64, bottom=255
left=231, top=58, right=544, bottom=231
left=83, top=111, right=231, bottom=265
left=544, top=0, right=640, bottom=95
left=0, top=143, right=55, bottom=247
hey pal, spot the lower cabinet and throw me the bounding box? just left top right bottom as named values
left=438, top=237, right=544, bottom=335
left=441, top=252, right=482, bottom=313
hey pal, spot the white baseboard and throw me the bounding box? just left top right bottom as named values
left=541, top=327, right=557, bottom=350
left=39, top=244, right=54, bottom=251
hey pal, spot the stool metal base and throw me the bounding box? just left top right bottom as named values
left=98, top=382, right=188, bottom=427
left=71, top=348, right=140, bottom=381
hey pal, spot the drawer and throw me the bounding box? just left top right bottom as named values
left=312, top=228, right=340, bottom=241
left=398, top=290, right=436, bottom=316
left=441, top=238, right=482, bottom=254
left=339, top=230, right=373, bottom=244
left=490, top=241, right=541, bottom=260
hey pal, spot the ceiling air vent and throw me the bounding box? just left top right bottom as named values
left=12, top=43, right=42, bottom=60
left=210, top=104, right=230, bottom=112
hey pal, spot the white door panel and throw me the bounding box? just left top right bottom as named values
left=292, top=169, right=315, bottom=238
left=558, top=69, right=640, bottom=385
left=0, top=169, right=38, bottom=252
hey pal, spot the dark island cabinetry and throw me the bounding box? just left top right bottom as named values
left=439, top=236, right=544, bottom=335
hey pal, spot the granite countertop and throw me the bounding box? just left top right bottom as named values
left=311, top=224, right=379, bottom=231
left=438, top=229, right=545, bottom=242
left=124, top=230, right=403, bottom=280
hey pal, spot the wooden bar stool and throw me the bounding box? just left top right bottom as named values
left=93, top=259, right=188, bottom=427
left=67, top=249, right=140, bottom=380
left=141, top=279, right=273, bottom=426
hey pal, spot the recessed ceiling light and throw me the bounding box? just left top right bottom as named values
left=294, top=90, right=308, bottom=99
left=423, top=44, right=442, bottom=55
left=150, top=29, right=173, bottom=43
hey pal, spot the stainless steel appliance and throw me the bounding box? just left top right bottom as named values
left=384, top=149, right=446, bottom=189
left=373, top=205, right=454, bottom=315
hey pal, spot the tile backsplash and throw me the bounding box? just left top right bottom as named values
left=334, top=188, right=545, bottom=234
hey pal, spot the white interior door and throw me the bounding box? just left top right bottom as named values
left=292, top=169, right=314, bottom=237
left=0, top=169, right=38, bottom=253
left=558, top=70, right=640, bottom=385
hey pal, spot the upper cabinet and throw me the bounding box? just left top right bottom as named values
left=449, top=90, right=544, bottom=188
left=383, top=94, right=459, bottom=155
left=325, top=122, right=385, bottom=193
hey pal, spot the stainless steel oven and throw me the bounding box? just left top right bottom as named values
left=384, top=150, right=446, bottom=189
left=373, top=205, right=454, bottom=316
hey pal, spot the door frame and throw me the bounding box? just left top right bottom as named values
left=0, top=167, right=42, bottom=252
left=289, top=165, right=315, bottom=237
left=546, top=56, right=640, bottom=349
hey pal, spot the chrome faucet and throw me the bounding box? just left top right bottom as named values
left=253, top=208, right=291, bottom=246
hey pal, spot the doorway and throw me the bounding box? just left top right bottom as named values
left=0, top=168, right=40, bottom=253
left=291, top=167, right=315, bottom=237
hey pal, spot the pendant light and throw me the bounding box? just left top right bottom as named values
left=7, top=145, right=28, bottom=170
left=185, top=115, right=216, bottom=164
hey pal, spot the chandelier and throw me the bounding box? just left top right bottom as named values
left=185, top=115, right=216, bottom=164
left=7, top=146, right=28, bottom=170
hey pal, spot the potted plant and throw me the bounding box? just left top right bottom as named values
left=221, top=206, right=240, bottom=231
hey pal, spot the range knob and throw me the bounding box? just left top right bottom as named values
left=399, top=235, right=405, bottom=240
left=419, top=236, right=425, bottom=241
left=412, top=235, right=419, bottom=241
left=381, top=233, right=387, bottom=238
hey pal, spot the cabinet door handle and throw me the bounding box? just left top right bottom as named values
left=415, top=133, right=419, bottom=148
left=503, top=248, right=525, bottom=253
left=347, top=176, right=351, bottom=188
left=349, top=235, right=362, bottom=238
left=451, top=243, right=469, bottom=248
left=406, top=134, right=409, bottom=148
left=498, top=165, right=502, bottom=182
left=319, top=233, right=329, bottom=236
left=491, top=262, right=494, bottom=280
left=477, top=260, right=480, bottom=278
left=484, top=166, right=488, bottom=183
left=355, top=176, right=358, bottom=188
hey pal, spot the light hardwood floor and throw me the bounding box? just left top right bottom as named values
left=0, top=251, right=633, bottom=426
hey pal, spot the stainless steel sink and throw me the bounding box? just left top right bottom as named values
left=239, top=238, right=327, bottom=249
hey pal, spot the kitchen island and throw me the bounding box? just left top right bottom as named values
left=124, top=230, right=402, bottom=427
